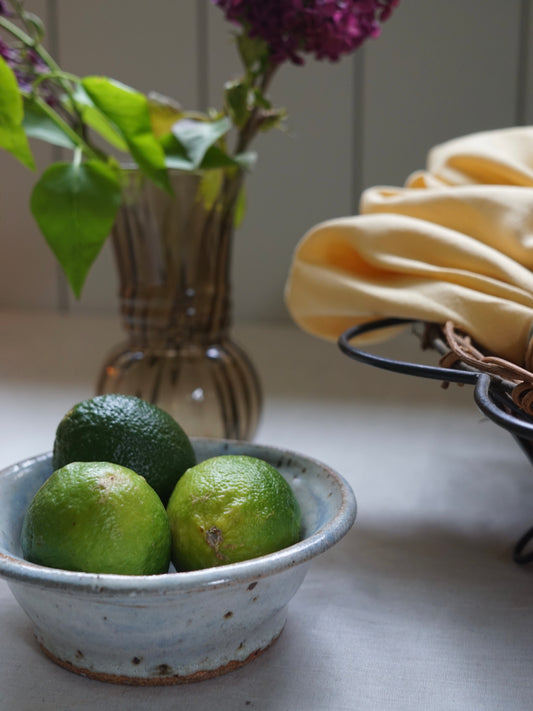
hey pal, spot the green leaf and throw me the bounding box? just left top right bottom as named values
left=163, top=153, right=196, bottom=171
left=258, top=107, right=288, bottom=133
left=22, top=97, right=77, bottom=149
left=198, top=170, right=223, bottom=211
left=30, top=160, right=122, bottom=297
left=224, top=79, right=249, bottom=129
left=147, top=93, right=184, bottom=138
left=197, top=171, right=247, bottom=226
left=81, top=76, right=169, bottom=191
left=199, top=145, right=240, bottom=170
left=0, top=57, right=35, bottom=169
left=0, top=58, right=23, bottom=127
left=252, top=88, right=272, bottom=110
left=161, top=131, right=242, bottom=171
left=171, top=117, right=232, bottom=169
left=159, top=132, right=195, bottom=170
left=237, top=33, right=269, bottom=74
left=0, top=123, right=35, bottom=168
left=71, top=85, right=128, bottom=152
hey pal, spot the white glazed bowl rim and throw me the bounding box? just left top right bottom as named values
left=0, top=439, right=357, bottom=596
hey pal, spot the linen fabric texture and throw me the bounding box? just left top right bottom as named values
left=285, top=126, right=533, bottom=367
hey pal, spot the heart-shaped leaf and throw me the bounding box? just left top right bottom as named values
left=30, top=159, right=122, bottom=297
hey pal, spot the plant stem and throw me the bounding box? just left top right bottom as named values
left=234, top=61, right=280, bottom=155
left=30, top=94, right=102, bottom=160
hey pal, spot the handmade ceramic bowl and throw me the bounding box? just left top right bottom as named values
left=0, top=438, right=356, bottom=685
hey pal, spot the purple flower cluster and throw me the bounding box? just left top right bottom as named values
left=212, top=0, right=400, bottom=64
left=0, top=37, right=17, bottom=65
left=1, top=4, right=55, bottom=101
left=1, top=38, right=48, bottom=92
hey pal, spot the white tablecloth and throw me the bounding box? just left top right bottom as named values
left=1, top=309, right=532, bottom=710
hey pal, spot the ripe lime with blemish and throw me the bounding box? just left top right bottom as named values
left=21, top=461, right=171, bottom=575
left=166, top=454, right=301, bottom=571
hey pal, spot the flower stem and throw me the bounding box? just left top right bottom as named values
left=30, top=94, right=102, bottom=161
left=235, top=61, right=280, bottom=155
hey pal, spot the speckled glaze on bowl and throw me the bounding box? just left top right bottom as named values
left=0, top=438, right=356, bottom=685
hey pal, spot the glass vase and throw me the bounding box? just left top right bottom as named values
left=96, top=169, right=262, bottom=440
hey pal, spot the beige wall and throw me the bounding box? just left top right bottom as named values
left=1, top=0, right=532, bottom=320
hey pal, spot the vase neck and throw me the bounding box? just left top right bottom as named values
left=112, top=170, right=236, bottom=347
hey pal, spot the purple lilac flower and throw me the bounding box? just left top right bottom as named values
left=27, top=47, right=48, bottom=74
left=13, top=68, right=33, bottom=92
left=212, top=0, right=400, bottom=65
left=0, top=37, right=17, bottom=64
left=1, top=35, right=56, bottom=103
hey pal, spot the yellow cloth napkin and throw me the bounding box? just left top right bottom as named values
left=285, top=126, right=533, bottom=366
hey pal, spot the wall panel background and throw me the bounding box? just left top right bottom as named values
left=524, top=0, right=533, bottom=124
left=362, top=0, right=524, bottom=188
left=0, top=0, right=531, bottom=321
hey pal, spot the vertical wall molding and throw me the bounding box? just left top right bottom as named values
left=350, top=51, right=366, bottom=214
left=516, top=0, right=531, bottom=124
left=525, top=0, right=533, bottom=124
left=196, top=1, right=209, bottom=112
left=45, top=0, right=69, bottom=313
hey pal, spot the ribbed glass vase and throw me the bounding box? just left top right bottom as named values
left=96, top=169, right=262, bottom=440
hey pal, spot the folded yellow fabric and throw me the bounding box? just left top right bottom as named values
left=285, top=126, right=533, bottom=366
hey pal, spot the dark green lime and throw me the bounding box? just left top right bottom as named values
left=53, top=394, right=196, bottom=504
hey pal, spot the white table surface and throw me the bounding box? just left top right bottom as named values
left=1, top=308, right=533, bottom=711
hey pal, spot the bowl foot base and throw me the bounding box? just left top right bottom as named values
left=37, top=627, right=284, bottom=686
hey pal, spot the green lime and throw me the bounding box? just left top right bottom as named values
left=166, top=454, right=301, bottom=571
left=21, top=461, right=171, bottom=575
left=52, top=394, right=196, bottom=504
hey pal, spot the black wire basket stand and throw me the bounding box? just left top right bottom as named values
left=338, top=317, right=533, bottom=565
